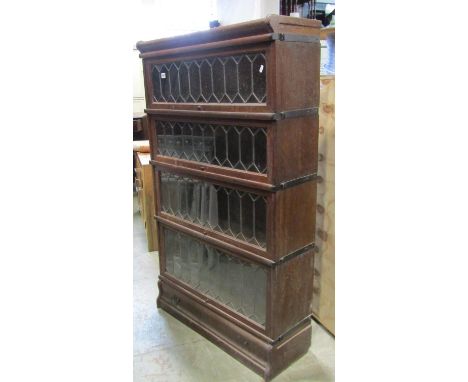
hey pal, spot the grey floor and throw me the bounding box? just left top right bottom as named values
left=133, top=196, right=335, bottom=381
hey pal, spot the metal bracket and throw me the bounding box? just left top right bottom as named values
left=270, top=317, right=312, bottom=345
left=273, top=243, right=315, bottom=268
left=271, top=173, right=317, bottom=191
left=272, top=33, right=320, bottom=44
left=273, top=107, right=318, bottom=121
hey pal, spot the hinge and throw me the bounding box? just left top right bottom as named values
left=273, top=107, right=318, bottom=120
left=270, top=317, right=312, bottom=345
left=271, top=173, right=317, bottom=191
left=273, top=243, right=315, bottom=267
left=272, top=33, right=320, bottom=44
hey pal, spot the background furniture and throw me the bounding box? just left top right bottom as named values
left=132, top=140, right=150, bottom=153
left=311, top=75, right=335, bottom=334
left=137, top=15, right=321, bottom=381
left=133, top=112, right=149, bottom=141
left=134, top=146, right=158, bottom=252
left=134, top=113, right=150, bottom=186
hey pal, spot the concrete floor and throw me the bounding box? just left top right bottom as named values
left=133, top=196, right=335, bottom=381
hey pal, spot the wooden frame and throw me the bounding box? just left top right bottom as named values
left=141, top=39, right=320, bottom=114
left=156, top=222, right=315, bottom=340
left=147, top=113, right=318, bottom=190
left=153, top=166, right=316, bottom=262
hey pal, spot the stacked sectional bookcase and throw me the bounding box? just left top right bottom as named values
left=137, top=15, right=321, bottom=381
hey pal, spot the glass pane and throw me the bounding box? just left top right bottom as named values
left=224, top=57, right=238, bottom=101
left=252, top=54, right=266, bottom=102
left=217, top=187, right=229, bottom=232
left=200, top=60, right=213, bottom=102
left=164, top=228, right=267, bottom=325
left=240, top=128, right=253, bottom=170
left=151, top=53, right=266, bottom=104
left=212, top=58, right=225, bottom=101
left=160, top=64, right=171, bottom=101
left=254, top=128, right=267, bottom=173
left=155, top=121, right=267, bottom=174
left=238, top=55, right=253, bottom=102
left=173, top=123, right=183, bottom=158
left=241, top=194, right=254, bottom=241
left=214, top=127, right=226, bottom=166
left=254, top=196, right=267, bottom=246
left=227, top=127, right=240, bottom=168
left=169, top=63, right=180, bottom=102
left=188, top=62, right=201, bottom=102
left=228, top=190, right=241, bottom=236
left=160, top=172, right=267, bottom=248
left=152, top=66, right=163, bottom=102
left=179, top=63, right=190, bottom=101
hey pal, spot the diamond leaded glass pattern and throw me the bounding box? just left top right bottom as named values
left=151, top=53, right=267, bottom=103
left=156, top=121, right=267, bottom=174
left=164, top=227, right=267, bottom=325
left=160, top=172, right=267, bottom=248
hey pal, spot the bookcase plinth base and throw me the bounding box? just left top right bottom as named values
left=157, top=278, right=312, bottom=381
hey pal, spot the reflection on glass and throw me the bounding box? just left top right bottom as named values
left=160, top=172, right=267, bottom=248
left=156, top=121, right=267, bottom=174
left=164, top=227, right=267, bottom=325
left=152, top=53, right=267, bottom=104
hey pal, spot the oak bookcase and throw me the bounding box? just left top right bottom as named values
left=137, top=15, right=321, bottom=381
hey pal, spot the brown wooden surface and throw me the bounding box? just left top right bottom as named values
left=135, top=152, right=158, bottom=252
left=270, top=115, right=319, bottom=185
left=312, top=75, right=335, bottom=335
left=274, top=40, right=321, bottom=111
left=139, top=33, right=275, bottom=60
left=271, top=181, right=317, bottom=259
left=269, top=250, right=315, bottom=339
left=152, top=159, right=275, bottom=192
left=136, top=15, right=320, bottom=53
left=145, top=108, right=278, bottom=120
left=133, top=140, right=150, bottom=153
left=133, top=113, right=149, bottom=141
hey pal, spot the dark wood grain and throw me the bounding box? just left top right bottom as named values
left=139, top=33, right=275, bottom=59
left=275, top=40, right=321, bottom=110
left=271, top=115, right=319, bottom=185
left=269, top=249, right=315, bottom=339
left=272, top=180, right=317, bottom=258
